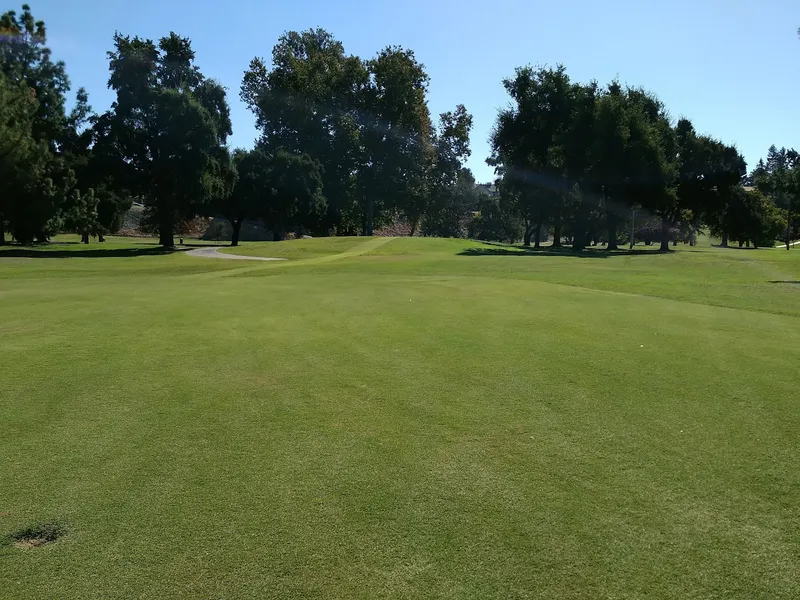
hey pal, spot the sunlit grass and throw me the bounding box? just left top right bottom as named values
left=1, top=235, right=799, bottom=599
left=219, top=236, right=365, bottom=260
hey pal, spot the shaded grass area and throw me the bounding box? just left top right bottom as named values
left=1, top=235, right=799, bottom=598
left=0, top=234, right=164, bottom=251
left=0, top=235, right=244, bottom=279
left=0, top=246, right=177, bottom=259
left=458, top=245, right=659, bottom=258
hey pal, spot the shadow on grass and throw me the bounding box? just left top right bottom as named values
left=768, top=281, right=800, bottom=285
left=713, top=245, right=767, bottom=251
left=0, top=246, right=186, bottom=258
left=460, top=245, right=665, bottom=259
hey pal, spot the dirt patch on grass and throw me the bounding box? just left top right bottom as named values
left=9, top=521, right=66, bottom=549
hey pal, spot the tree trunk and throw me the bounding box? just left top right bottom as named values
left=365, top=197, right=374, bottom=236
left=659, top=219, right=671, bottom=252
left=231, top=219, right=242, bottom=247
left=533, top=224, right=541, bottom=250
left=720, top=233, right=728, bottom=248
left=523, top=223, right=533, bottom=247
left=98, top=233, right=105, bottom=242
left=573, top=206, right=588, bottom=252
left=552, top=213, right=562, bottom=248
left=81, top=233, right=89, bottom=244
left=606, top=212, right=619, bottom=250
left=0, top=219, right=5, bottom=245
left=159, top=231, right=174, bottom=247
left=672, top=239, right=678, bottom=247
left=739, top=240, right=744, bottom=248
left=746, top=240, right=750, bottom=248
left=409, top=217, right=418, bottom=237
left=159, top=209, right=174, bottom=248
left=573, top=229, right=586, bottom=252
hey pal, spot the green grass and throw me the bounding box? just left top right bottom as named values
left=219, top=236, right=365, bottom=260
left=1, top=235, right=799, bottom=598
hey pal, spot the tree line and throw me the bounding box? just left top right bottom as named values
left=487, top=66, right=798, bottom=251
left=1, top=4, right=797, bottom=249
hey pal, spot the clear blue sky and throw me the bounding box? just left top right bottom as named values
left=35, top=0, right=800, bottom=183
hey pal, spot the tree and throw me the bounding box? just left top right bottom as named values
left=678, top=127, right=748, bottom=248
left=207, top=147, right=244, bottom=245
left=428, top=107, right=472, bottom=198
left=217, top=147, right=325, bottom=243
left=63, top=188, right=101, bottom=243
left=422, top=106, right=473, bottom=236
left=241, top=29, right=367, bottom=235
left=359, top=46, right=435, bottom=235
left=588, top=83, right=630, bottom=251
left=0, top=4, right=69, bottom=146
left=622, top=88, right=679, bottom=251
left=242, top=31, right=456, bottom=237
left=260, top=149, right=325, bottom=240
left=0, top=68, right=61, bottom=244
left=718, top=187, right=785, bottom=248
left=0, top=69, right=39, bottom=243
left=487, top=61, right=778, bottom=253
left=489, top=66, right=576, bottom=249
left=560, top=81, right=599, bottom=249
left=468, top=187, right=523, bottom=243
left=57, top=87, right=133, bottom=241
left=80, top=126, right=133, bottom=237
left=753, top=145, right=799, bottom=249
left=582, top=82, right=680, bottom=251
left=422, top=168, right=480, bottom=237
left=489, top=68, right=619, bottom=250
left=0, top=4, right=72, bottom=243
left=495, top=167, right=550, bottom=248
left=101, top=32, right=230, bottom=247
left=431, top=106, right=472, bottom=190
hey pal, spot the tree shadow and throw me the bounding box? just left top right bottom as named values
left=459, top=245, right=664, bottom=259
left=713, top=245, right=765, bottom=251
left=0, top=246, right=186, bottom=259
left=768, top=281, right=800, bottom=285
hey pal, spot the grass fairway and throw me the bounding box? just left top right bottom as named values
left=1, top=236, right=799, bottom=599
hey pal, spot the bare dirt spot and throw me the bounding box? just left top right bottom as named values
left=9, top=521, right=66, bottom=549
left=14, top=537, right=51, bottom=549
